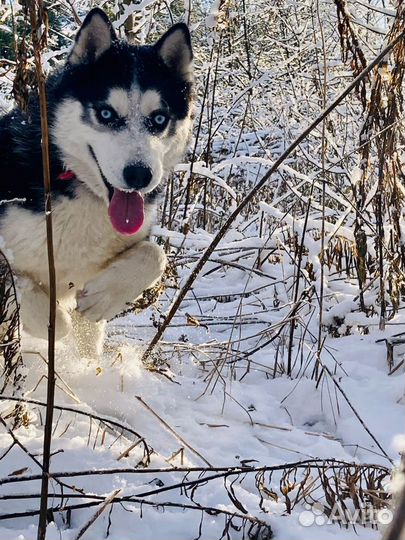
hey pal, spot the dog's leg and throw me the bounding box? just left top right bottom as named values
left=76, top=241, right=166, bottom=322
left=71, top=309, right=105, bottom=359
left=19, top=278, right=72, bottom=340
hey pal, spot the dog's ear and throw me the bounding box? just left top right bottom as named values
left=68, top=8, right=117, bottom=65
left=155, top=23, right=193, bottom=78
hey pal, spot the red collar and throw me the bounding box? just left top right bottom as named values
left=58, top=170, right=76, bottom=181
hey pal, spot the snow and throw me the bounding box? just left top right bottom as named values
left=0, top=286, right=402, bottom=539
left=1, top=0, right=404, bottom=538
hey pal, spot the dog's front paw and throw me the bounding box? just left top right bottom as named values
left=20, top=278, right=72, bottom=340
left=76, top=275, right=124, bottom=323
left=77, top=242, right=167, bottom=322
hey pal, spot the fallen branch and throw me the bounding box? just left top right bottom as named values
left=0, top=495, right=273, bottom=540
left=0, top=458, right=390, bottom=486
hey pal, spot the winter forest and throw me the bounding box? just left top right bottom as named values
left=0, top=0, right=404, bottom=538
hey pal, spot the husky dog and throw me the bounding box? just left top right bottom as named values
left=0, top=9, right=193, bottom=357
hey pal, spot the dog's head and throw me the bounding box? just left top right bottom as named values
left=52, top=8, right=193, bottom=235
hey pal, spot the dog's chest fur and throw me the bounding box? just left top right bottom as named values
left=1, top=185, right=151, bottom=299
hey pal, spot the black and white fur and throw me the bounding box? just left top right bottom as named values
left=0, top=9, right=193, bottom=357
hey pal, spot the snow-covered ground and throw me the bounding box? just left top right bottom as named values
left=0, top=257, right=403, bottom=539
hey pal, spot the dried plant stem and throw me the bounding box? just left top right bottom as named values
left=27, top=2, right=57, bottom=539
left=0, top=496, right=271, bottom=532
left=317, top=360, right=394, bottom=465
left=74, top=489, right=122, bottom=540
left=0, top=395, right=150, bottom=457
left=135, top=396, right=212, bottom=466
left=65, top=0, right=81, bottom=26
left=0, top=415, right=44, bottom=471
left=314, top=0, right=328, bottom=380
left=286, top=181, right=315, bottom=376
left=0, top=458, right=389, bottom=486
left=0, top=415, right=78, bottom=495
left=141, top=29, right=405, bottom=364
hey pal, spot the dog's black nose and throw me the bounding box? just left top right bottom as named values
left=123, top=164, right=152, bottom=190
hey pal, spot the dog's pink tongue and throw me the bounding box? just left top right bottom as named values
left=108, top=189, right=144, bottom=235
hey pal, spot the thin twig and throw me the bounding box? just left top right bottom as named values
left=0, top=415, right=44, bottom=471
left=135, top=395, right=212, bottom=466
left=74, top=489, right=122, bottom=540
left=317, top=360, right=394, bottom=465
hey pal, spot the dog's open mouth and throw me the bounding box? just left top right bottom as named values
left=88, top=145, right=145, bottom=236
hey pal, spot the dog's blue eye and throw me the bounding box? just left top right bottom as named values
left=145, top=111, right=169, bottom=132
left=153, top=114, right=167, bottom=125
left=150, top=112, right=169, bottom=129
left=95, top=106, right=118, bottom=125
left=101, top=109, right=112, bottom=120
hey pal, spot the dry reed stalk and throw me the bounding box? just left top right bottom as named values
left=24, top=1, right=57, bottom=538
